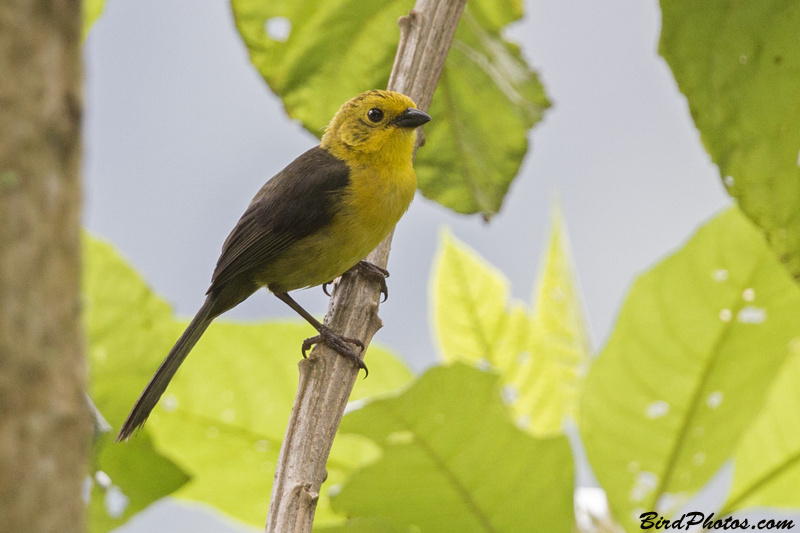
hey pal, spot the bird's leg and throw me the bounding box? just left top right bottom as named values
left=322, top=261, right=389, bottom=302
left=274, top=291, right=367, bottom=375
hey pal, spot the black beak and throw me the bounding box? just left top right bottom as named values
left=393, top=108, right=431, bottom=128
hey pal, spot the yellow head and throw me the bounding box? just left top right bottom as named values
left=321, top=90, right=430, bottom=163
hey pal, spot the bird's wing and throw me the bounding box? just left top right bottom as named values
left=207, top=146, right=350, bottom=293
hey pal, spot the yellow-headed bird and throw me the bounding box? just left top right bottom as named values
left=117, top=90, right=430, bottom=441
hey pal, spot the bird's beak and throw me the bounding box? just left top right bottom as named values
left=392, top=108, right=431, bottom=128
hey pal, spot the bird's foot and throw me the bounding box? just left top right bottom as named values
left=322, top=261, right=390, bottom=302
left=352, top=261, right=390, bottom=302
left=301, top=326, right=368, bottom=376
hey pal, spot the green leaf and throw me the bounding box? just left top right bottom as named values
left=87, top=434, right=189, bottom=533
left=231, top=0, right=549, bottom=217
left=84, top=234, right=413, bottom=528
left=580, top=208, right=800, bottom=530
left=724, top=340, right=800, bottom=512
left=416, top=9, right=548, bottom=216
left=431, top=209, right=591, bottom=437
left=232, top=0, right=404, bottom=133
left=84, top=236, right=190, bottom=531
left=83, top=0, right=106, bottom=40
left=660, top=0, right=800, bottom=279
left=511, top=204, right=591, bottom=437
left=332, top=364, right=575, bottom=532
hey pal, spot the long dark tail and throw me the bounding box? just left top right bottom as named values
left=116, top=298, right=216, bottom=441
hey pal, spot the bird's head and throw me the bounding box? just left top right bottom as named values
left=321, top=90, right=430, bottom=162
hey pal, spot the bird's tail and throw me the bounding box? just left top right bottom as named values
left=116, top=297, right=216, bottom=442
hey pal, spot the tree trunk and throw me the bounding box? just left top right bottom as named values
left=0, top=1, right=90, bottom=531
left=265, top=1, right=467, bottom=531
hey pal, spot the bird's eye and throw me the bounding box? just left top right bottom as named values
left=367, top=108, right=384, bottom=123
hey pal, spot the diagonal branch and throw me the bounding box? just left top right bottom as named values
left=265, top=1, right=467, bottom=531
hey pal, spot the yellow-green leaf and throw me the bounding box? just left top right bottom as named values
left=431, top=229, right=522, bottom=367
left=724, top=341, right=800, bottom=512
left=511, top=205, right=591, bottom=437
left=82, top=0, right=106, bottom=40
left=580, top=208, right=800, bottom=531
left=431, top=208, right=590, bottom=438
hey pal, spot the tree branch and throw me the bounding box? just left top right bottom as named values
left=265, top=1, right=466, bottom=531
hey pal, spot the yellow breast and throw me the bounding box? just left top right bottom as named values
left=263, top=160, right=416, bottom=293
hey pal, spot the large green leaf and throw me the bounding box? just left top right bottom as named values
left=84, top=235, right=413, bottom=528
left=660, top=0, right=800, bottom=279
left=580, top=208, right=800, bottom=531
left=231, top=0, right=549, bottom=217
left=415, top=9, right=548, bottom=216
left=431, top=211, right=590, bottom=437
left=84, top=236, right=189, bottom=531
left=723, top=341, right=800, bottom=512
left=330, top=364, right=575, bottom=532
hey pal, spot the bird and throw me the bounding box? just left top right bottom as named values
left=116, top=90, right=430, bottom=442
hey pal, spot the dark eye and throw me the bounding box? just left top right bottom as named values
left=367, top=108, right=384, bottom=123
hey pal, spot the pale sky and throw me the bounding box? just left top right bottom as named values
left=83, top=0, right=731, bottom=530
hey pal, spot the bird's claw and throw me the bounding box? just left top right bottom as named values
left=322, top=280, right=333, bottom=297
left=321, top=261, right=389, bottom=302
left=353, top=261, right=390, bottom=302
left=301, top=326, right=368, bottom=376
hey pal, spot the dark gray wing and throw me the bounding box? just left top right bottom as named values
left=207, top=146, right=350, bottom=293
